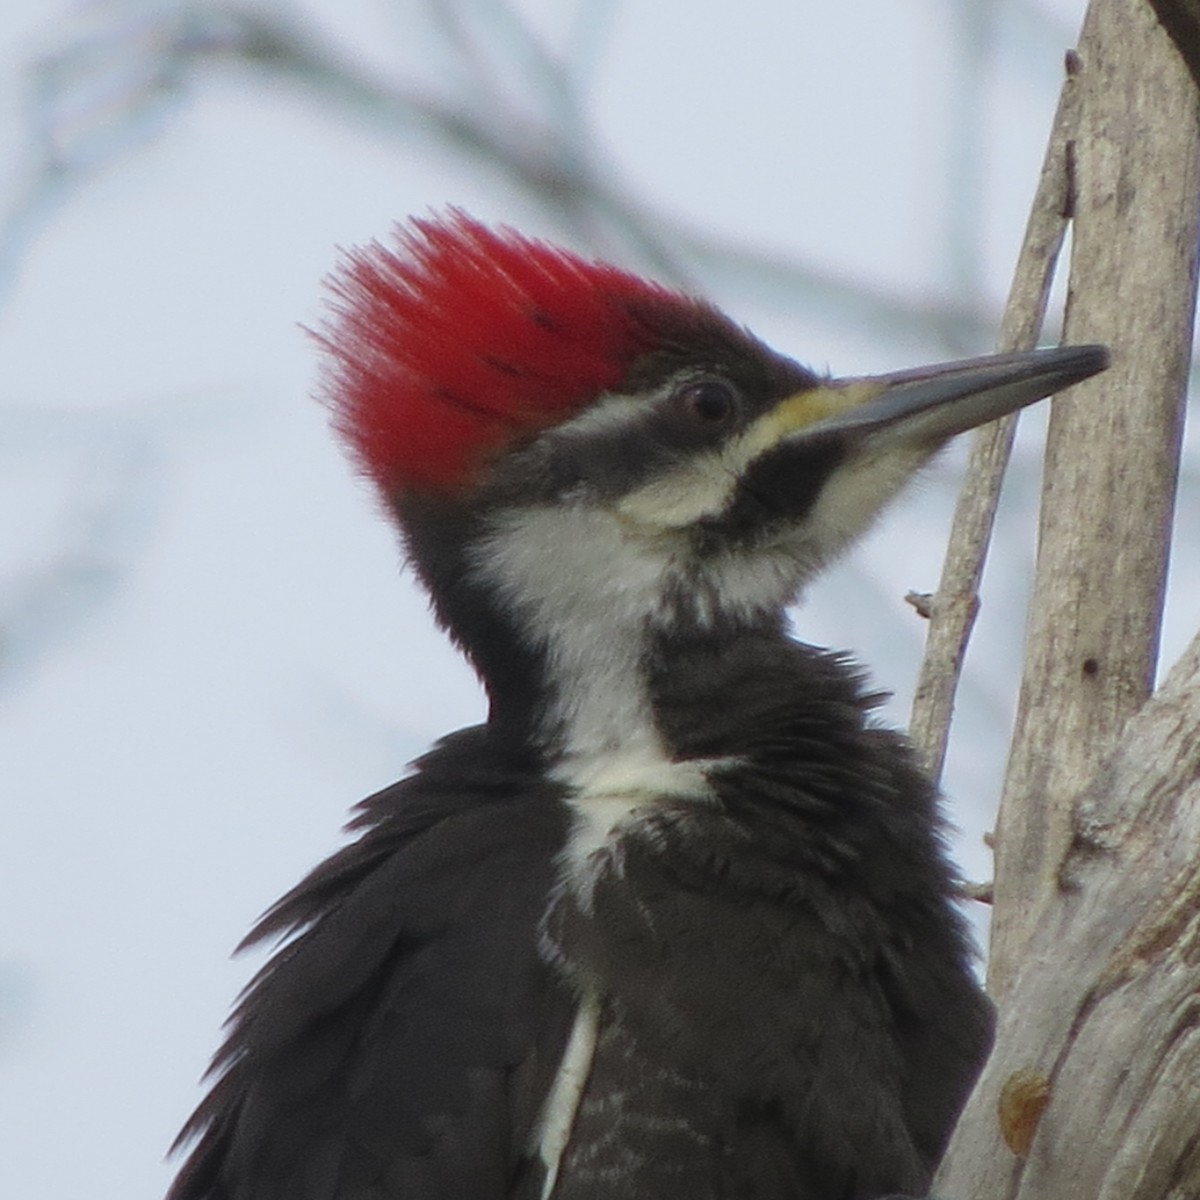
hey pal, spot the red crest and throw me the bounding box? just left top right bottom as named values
left=319, top=211, right=682, bottom=494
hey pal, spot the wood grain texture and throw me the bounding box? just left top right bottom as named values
left=936, top=0, right=1200, bottom=1194
left=938, top=632, right=1200, bottom=1199
left=987, top=0, right=1200, bottom=1000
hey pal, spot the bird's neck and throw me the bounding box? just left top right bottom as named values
left=485, top=581, right=795, bottom=788
left=476, top=515, right=798, bottom=764
left=399, top=494, right=810, bottom=774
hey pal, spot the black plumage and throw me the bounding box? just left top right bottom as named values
left=170, top=631, right=990, bottom=1200
left=170, top=731, right=576, bottom=1200
left=543, top=629, right=992, bottom=1198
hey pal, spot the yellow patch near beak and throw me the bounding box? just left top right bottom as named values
left=743, top=381, right=884, bottom=456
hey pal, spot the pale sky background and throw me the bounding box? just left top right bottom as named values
left=0, top=2, right=1195, bottom=1198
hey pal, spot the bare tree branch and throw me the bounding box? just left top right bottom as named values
left=909, top=51, right=1083, bottom=784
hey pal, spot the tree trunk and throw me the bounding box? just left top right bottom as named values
left=938, top=632, right=1200, bottom=1199
left=936, top=0, right=1200, bottom=1194
left=988, top=0, right=1200, bottom=1001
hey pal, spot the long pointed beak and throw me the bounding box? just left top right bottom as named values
left=798, top=344, right=1110, bottom=448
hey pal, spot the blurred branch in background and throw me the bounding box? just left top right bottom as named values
left=0, top=397, right=232, bottom=694
left=0, top=10, right=188, bottom=695
left=0, top=0, right=1007, bottom=698
left=0, top=417, right=157, bottom=688
left=0, top=3, right=193, bottom=311
left=3, top=0, right=1010, bottom=343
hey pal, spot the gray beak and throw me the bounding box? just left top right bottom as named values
left=813, top=345, right=1110, bottom=448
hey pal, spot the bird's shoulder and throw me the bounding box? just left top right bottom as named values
left=168, top=725, right=575, bottom=1200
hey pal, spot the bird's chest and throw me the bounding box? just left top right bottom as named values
left=537, top=1001, right=728, bottom=1200
left=534, top=793, right=832, bottom=1195
left=530, top=755, right=919, bottom=1199
left=544, top=791, right=831, bottom=1066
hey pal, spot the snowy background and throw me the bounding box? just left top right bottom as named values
left=0, top=2, right=1195, bottom=1198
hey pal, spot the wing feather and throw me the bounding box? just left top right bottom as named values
left=169, top=728, right=573, bottom=1200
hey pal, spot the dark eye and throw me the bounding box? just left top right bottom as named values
left=677, top=379, right=739, bottom=425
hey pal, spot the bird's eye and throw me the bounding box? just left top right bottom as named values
left=677, top=380, right=739, bottom=426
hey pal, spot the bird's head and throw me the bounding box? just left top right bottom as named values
left=319, top=211, right=1106, bottom=735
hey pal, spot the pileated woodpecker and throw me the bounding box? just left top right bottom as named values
left=169, top=212, right=1107, bottom=1200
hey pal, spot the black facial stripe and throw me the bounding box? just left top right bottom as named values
left=547, top=416, right=690, bottom=499
left=695, top=433, right=848, bottom=549
left=498, top=385, right=750, bottom=504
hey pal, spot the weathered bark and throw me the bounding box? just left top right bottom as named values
left=988, top=0, right=1200, bottom=1001
left=937, top=632, right=1200, bottom=1200
left=934, top=0, right=1200, bottom=1194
